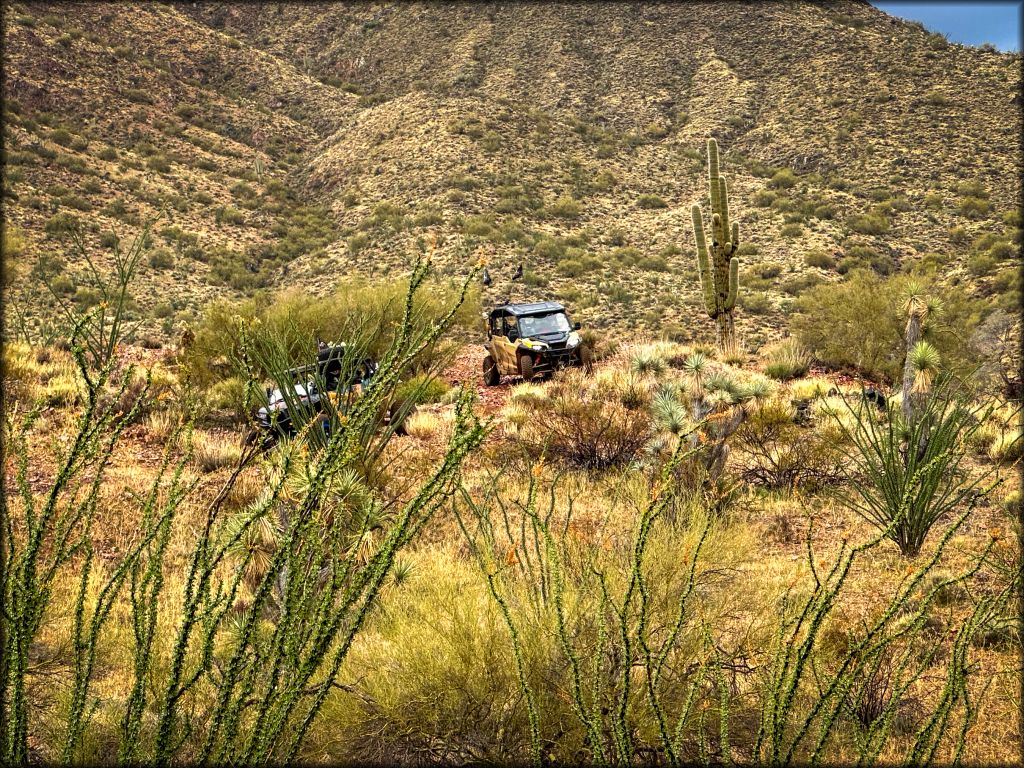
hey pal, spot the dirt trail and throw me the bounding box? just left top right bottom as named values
left=441, top=344, right=510, bottom=415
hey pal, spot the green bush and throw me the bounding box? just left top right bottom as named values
left=761, top=338, right=810, bottom=380
left=44, top=212, right=79, bottom=236
left=741, top=291, right=771, bottom=315
left=546, top=196, right=582, bottom=219
left=846, top=213, right=890, bottom=235
left=804, top=250, right=835, bottom=269
left=959, top=197, right=990, bottom=218
left=768, top=168, right=797, bottom=189
left=793, top=271, right=983, bottom=383
left=636, top=193, right=668, bottom=209
left=180, top=277, right=481, bottom=390
left=394, top=373, right=451, bottom=405
left=148, top=248, right=174, bottom=270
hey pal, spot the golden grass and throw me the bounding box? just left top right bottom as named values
left=9, top=341, right=1020, bottom=765
left=192, top=430, right=242, bottom=472
left=403, top=409, right=445, bottom=440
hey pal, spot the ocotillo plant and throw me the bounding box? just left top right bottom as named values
left=691, top=138, right=740, bottom=352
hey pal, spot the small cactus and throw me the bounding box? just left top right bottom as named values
left=691, top=138, right=740, bottom=351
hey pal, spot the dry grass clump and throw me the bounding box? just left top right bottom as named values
left=987, top=430, right=1022, bottom=463
left=500, top=400, right=532, bottom=436
left=3, top=342, right=82, bottom=404
left=192, top=430, right=242, bottom=472
left=762, top=337, right=811, bottom=380
left=788, top=376, right=834, bottom=401
left=968, top=401, right=1022, bottom=464
left=403, top=408, right=454, bottom=440
left=145, top=409, right=181, bottom=441
left=310, top=546, right=566, bottom=763
left=507, top=381, right=548, bottom=407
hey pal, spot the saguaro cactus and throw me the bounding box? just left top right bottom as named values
left=691, top=138, right=740, bottom=351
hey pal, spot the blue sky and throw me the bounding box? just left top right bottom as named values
left=872, top=2, right=1022, bottom=52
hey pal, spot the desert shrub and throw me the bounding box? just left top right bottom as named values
left=780, top=223, right=803, bottom=238
left=734, top=397, right=843, bottom=490
left=769, top=168, right=797, bottom=189
left=846, top=213, right=890, bottom=235
left=838, top=246, right=895, bottom=275
left=215, top=206, right=245, bottom=225
left=966, top=252, right=997, bottom=277
left=804, top=250, right=835, bottom=269
left=514, top=369, right=651, bottom=469
left=393, top=373, right=451, bottom=406
left=546, top=195, right=582, bottom=219
left=181, top=276, right=481, bottom=390
left=44, top=212, right=80, bottom=236
left=636, top=193, right=668, bottom=209
left=792, top=272, right=982, bottom=383
left=148, top=248, right=174, bottom=270
left=959, top=197, right=990, bottom=218
left=145, top=155, right=171, bottom=173
left=741, top=291, right=771, bottom=314
left=762, top=338, right=810, bottom=380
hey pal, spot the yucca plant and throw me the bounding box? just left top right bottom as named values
left=833, top=380, right=991, bottom=556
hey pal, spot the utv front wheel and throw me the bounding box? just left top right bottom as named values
left=482, top=355, right=500, bottom=386
left=519, top=355, right=535, bottom=383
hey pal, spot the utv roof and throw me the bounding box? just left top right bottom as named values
left=489, top=301, right=565, bottom=318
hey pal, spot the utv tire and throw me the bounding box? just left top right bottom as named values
left=390, top=399, right=416, bottom=436
left=483, top=354, right=500, bottom=386
left=519, top=355, right=535, bottom=383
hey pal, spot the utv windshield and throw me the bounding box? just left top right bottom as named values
left=518, top=312, right=571, bottom=337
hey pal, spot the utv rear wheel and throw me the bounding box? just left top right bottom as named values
left=519, top=355, right=535, bottom=383
left=482, top=355, right=500, bottom=386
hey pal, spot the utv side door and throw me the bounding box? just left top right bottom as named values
left=494, top=316, right=521, bottom=375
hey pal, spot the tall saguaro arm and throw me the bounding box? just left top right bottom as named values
left=690, top=138, right=740, bottom=350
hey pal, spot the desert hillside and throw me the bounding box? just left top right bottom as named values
left=3, top=0, right=1020, bottom=347
left=2, top=3, right=1022, bottom=765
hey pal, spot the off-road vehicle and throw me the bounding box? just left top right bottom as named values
left=482, top=302, right=592, bottom=385
left=254, top=343, right=379, bottom=441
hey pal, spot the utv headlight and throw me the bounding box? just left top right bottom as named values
left=522, top=338, right=548, bottom=350
left=566, top=332, right=581, bottom=347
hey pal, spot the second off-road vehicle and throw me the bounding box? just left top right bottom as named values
left=482, top=302, right=592, bottom=385
left=253, top=343, right=379, bottom=441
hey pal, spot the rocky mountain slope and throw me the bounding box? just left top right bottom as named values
left=3, top=1, right=1020, bottom=348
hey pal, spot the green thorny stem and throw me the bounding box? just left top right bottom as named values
left=755, top=480, right=1003, bottom=767
left=149, top=254, right=483, bottom=764
left=457, top=429, right=718, bottom=766
left=1, top=314, right=159, bottom=764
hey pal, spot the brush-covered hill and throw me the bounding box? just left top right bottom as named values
left=3, top=0, right=1020, bottom=348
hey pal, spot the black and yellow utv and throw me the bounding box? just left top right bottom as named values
left=482, top=302, right=592, bottom=385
